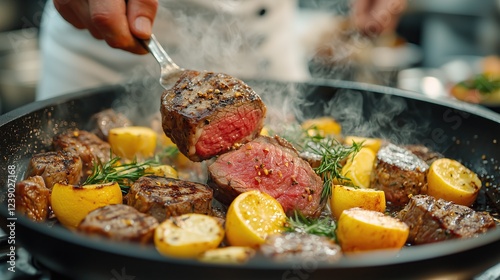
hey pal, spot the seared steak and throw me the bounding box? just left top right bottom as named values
left=90, top=109, right=132, bottom=140
left=53, top=129, right=112, bottom=178
left=78, top=204, right=158, bottom=244
left=15, top=176, right=51, bottom=222
left=398, top=195, right=496, bottom=245
left=125, top=175, right=213, bottom=222
left=26, top=150, right=82, bottom=189
left=260, top=233, right=342, bottom=262
left=160, top=70, right=266, bottom=162
left=207, top=135, right=324, bottom=218
left=370, top=143, right=429, bottom=207
left=405, top=144, right=444, bottom=166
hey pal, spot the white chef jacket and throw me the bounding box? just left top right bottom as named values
left=36, top=0, right=336, bottom=100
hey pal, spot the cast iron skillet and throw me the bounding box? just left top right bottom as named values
left=1, top=79, right=500, bottom=280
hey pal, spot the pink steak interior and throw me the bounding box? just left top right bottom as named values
left=195, top=106, right=263, bottom=158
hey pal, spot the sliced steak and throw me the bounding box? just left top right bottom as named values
left=77, top=204, right=159, bottom=244
left=53, top=129, right=112, bottom=178
left=398, top=195, right=496, bottom=245
left=405, top=144, right=444, bottom=166
left=260, top=233, right=342, bottom=262
left=370, top=143, right=429, bottom=207
left=90, top=109, right=132, bottom=141
left=26, top=150, right=82, bottom=189
left=125, top=175, right=213, bottom=222
left=207, top=135, right=324, bottom=218
left=161, top=70, right=266, bottom=162
left=15, top=176, right=51, bottom=222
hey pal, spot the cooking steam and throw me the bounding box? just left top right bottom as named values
left=112, top=1, right=426, bottom=147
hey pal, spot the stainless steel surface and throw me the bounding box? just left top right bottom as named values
left=140, top=34, right=184, bottom=90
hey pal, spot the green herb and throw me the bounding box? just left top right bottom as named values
left=305, top=137, right=362, bottom=202
left=284, top=211, right=337, bottom=241
left=459, top=74, right=500, bottom=94
left=154, top=145, right=180, bottom=162
left=84, top=155, right=157, bottom=193
left=273, top=123, right=361, bottom=202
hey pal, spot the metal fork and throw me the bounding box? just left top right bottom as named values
left=140, top=34, right=185, bottom=90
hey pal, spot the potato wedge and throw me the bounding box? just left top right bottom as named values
left=330, top=185, right=386, bottom=220
left=154, top=213, right=224, bottom=258
left=337, top=208, right=409, bottom=253
left=108, top=126, right=157, bottom=160
left=427, top=158, right=481, bottom=206
left=198, top=246, right=256, bottom=264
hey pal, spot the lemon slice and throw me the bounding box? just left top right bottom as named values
left=225, top=190, right=286, bottom=247
left=108, top=126, right=157, bottom=160
left=337, top=207, right=409, bottom=253
left=330, top=185, right=386, bottom=220
left=301, top=117, right=342, bottom=137
left=154, top=213, right=224, bottom=258
left=341, top=147, right=376, bottom=188
left=51, top=182, right=123, bottom=228
left=427, top=158, right=481, bottom=206
left=343, top=136, right=383, bottom=154
left=145, top=164, right=178, bottom=178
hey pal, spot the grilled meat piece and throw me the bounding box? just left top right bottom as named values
left=398, top=195, right=496, bottom=245
left=370, top=143, right=429, bottom=207
left=207, top=135, right=324, bottom=218
left=260, top=233, right=342, bottom=262
left=77, top=204, right=159, bottom=244
left=15, top=176, right=51, bottom=222
left=90, top=109, right=132, bottom=141
left=26, top=150, right=82, bottom=189
left=160, top=70, right=266, bottom=162
left=405, top=144, right=444, bottom=166
left=53, top=129, right=111, bottom=178
left=125, top=175, right=213, bottom=222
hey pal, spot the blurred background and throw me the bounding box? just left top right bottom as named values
left=0, top=0, right=498, bottom=114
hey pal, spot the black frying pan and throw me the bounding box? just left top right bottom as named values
left=1, top=79, right=500, bottom=280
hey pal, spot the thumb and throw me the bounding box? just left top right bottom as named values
left=127, top=0, right=159, bottom=39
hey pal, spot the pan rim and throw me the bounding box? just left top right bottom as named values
left=1, top=79, right=500, bottom=271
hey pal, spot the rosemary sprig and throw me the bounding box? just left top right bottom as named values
left=284, top=211, right=337, bottom=241
left=84, top=156, right=157, bottom=193
left=304, top=137, right=362, bottom=202
left=273, top=122, right=361, bottom=202
left=154, top=145, right=180, bottom=163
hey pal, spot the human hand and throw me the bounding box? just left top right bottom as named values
left=352, top=0, right=407, bottom=37
left=53, top=0, right=158, bottom=54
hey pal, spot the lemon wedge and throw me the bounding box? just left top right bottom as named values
left=225, top=190, right=286, bottom=247
left=427, top=158, right=481, bottom=206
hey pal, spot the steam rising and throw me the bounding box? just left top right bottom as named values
left=112, top=1, right=423, bottom=145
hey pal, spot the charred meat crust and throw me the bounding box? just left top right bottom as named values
left=207, top=135, right=324, bottom=218
left=77, top=204, right=159, bottom=244
left=15, top=176, right=51, bottom=222
left=125, top=175, right=213, bottom=222
left=53, top=129, right=111, bottom=179
left=26, top=150, right=83, bottom=189
left=405, top=144, right=444, bottom=166
left=90, top=109, right=132, bottom=141
left=398, top=195, right=496, bottom=245
left=160, top=70, right=266, bottom=162
left=260, top=233, right=342, bottom=262
left=370, top=143, right=429, bottom=207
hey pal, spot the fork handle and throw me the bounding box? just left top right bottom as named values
left=140, top=34, right=181, bottom=72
